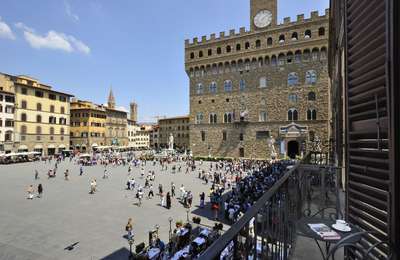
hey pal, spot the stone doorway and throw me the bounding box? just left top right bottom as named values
left=287, top=140, right=299, bottom=159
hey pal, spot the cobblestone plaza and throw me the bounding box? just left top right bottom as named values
left=0, top=159, right=215, bottom=260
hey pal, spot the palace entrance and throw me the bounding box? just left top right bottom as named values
left=287, top=140, right=299, bottom=159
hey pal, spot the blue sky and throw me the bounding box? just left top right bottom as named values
left=0, top=0, right=329, bottom=122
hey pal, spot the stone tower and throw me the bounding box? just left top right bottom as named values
left=107, top=87, right=116, bottom=109
left=130, top=102, right=138, bottom=124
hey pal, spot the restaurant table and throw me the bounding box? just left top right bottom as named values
left=199, top=228, right=211, bottom=237
left=193, top=237, right=206, bottom=246
left=297, top=217, right=361, bottom=260
left=171, top=245, right=190, bottom=260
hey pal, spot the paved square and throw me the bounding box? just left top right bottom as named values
left=0, top=159, right=215, bottom=260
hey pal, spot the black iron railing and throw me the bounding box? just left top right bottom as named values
left=199, top=161, right=305, bottom=260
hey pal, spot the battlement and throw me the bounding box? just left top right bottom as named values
left=185, top=9, right=329, bottom=48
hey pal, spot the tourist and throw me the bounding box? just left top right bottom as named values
left=171, top=182, right=176, bottom=197
left=34, top=170, right=39, bottom=180
left=64, top=170, right=69, bottom=181
left=160, top=191, right=165, bottom=207
left=103, top=169, right=108, bottom=179
left=27, top=185, right=34, bottom=200
left=187, top=191, right=193, bottom=208
left=199, top=192, right=205, bottom=208
left=125, top=218, right=134, bottom=240
left=80, top=166, right=83, bottom=176
left=90, top=179, right=97, bottom=194
left=166, top=192, right=171, bottom=209
left=148, top=184, right=154, bottom=199
left=137, top=187, right=143, bottom=206
left=37, top=184, right=43, bottom=198
left=180, top=184, right=185, bottom=200
left=158, top=184, right=163, bottom=197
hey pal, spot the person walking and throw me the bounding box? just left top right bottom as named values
left=158, top=184, right=163, bottom=197
left=148, top=184, right=154, bottom=199
left=125, top=218, right=134, bottom=240
left=160, top=192, right=165, bottom=207
left=27, top=185, right=34, bottom=200
left=37, top=184, right=43, bottom=198
left=166, top=192, right=171, bottom=209
left=34, top=170, right=39, bottom=180
left=137, top=188, right=143, bottom=207
left=199, top=192, right=205, bottom=208
left=171, top=182, right=176, bottom=197
left=79, top=166, right=83, bottom=176
left=64, top=170, right=69, bottom=181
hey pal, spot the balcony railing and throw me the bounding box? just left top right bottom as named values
left=199, top=160, right=305, bottom=260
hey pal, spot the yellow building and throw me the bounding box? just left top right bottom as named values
left=2, top=74, right=73, bottom=155
left=70, top=99, right=107, bottom=152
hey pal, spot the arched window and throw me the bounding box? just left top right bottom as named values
left=292, top=32, right=298, bottom=41
left=199, top=51, right=203, bottom=57
left=36, top=126, right=42, bottom=134
left=320, top=47, right=327, bottom=60
left=312, top=48, right=319, bottom=61
left=50, top=105, right=55, bottom=113
left=61, top=106, right=65, bottom=114
left=278, top=53, right=285, bottom=66
left=236, top=44, right=241, bottom=51
left=279, top=34, right=285, bottom=43
left=226, top=45, right=231, bottom=53
left=259, top=111, right=267, bottom=122
left=258, top=57, right=263, bottom=67
left=303, top=49, right=311, bottom=61
left=189, top=68, right=194, bottom=77
left=245, top=42, right=250, bottom=49
left=37, top=103, right=42, bottom=111
left=288, top=94, right=298, bottom=103
left=239, top=79, right=246, bottom=91
left=288, top=72, right=299, bottom=86
left=259, top=77, right=267, bottom=88
left=307, top=109, right=317, bottom=120
left=244, top=59, right=250, bottom=71
left=50, top=127, right=55, bottom=135
left=212, top=64, right=218, bottom=75
left=255, top=40, right=261, bottom=48
left=224, top=112, right=233, bottom=123
left=288, top=109, right=298, bottom=121
left=217, top=47, right=222, bottom=54
left=308, top=92, right=316, bottom=101
left=271, top=55, right=277, bottom=66
left=195, top=113, right=203, bottom=124
left=21, top=125, right=27, bottom=134
left=209, top=82, right=217, bottom=93
left=305, top=29, right=312, bottom=39
left=196, top=83, right=203, bottom=94
left=267, top=37, right=273, bottom=46
left=208, top=49, right=212, bottom=56
left=60, top=127, right=65, bottom=135
left=209, top=113, right=217, bottom=124
left=190, top=52, right=194, bottom=59
left=265, top=56, right=270, bottom=66
left=318, top=27, right=325, bottom=36
left=5, top=130, right=12, bottom=141
left=306, top=70, right=318, bottom=84
left=224, top=80, right=233, bottom=92
left=36, top=114, right=42, bottom=123
left=287, top=51, right=293, bottom=64
left=21, top=113, right=27, bottom=122
left=295, top=50, right=302, bottom=63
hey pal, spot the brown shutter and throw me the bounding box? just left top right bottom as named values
left=345, top=0, right=392, bottom=257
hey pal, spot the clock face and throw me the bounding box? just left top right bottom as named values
left=254, top=10, right=272, bottom=28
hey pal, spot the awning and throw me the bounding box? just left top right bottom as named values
left=34, top=144, right=43, bottom=149
left=48, top=144, right=56, bottom=149
left=59, top=144, right=66, bottom=148
left=92, top=143, right=98, bottom=147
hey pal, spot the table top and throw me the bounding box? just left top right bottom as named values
left=297, top=217, right=361, bottom=243
left=147, top=248, right=160, bottom=259
left=193, top=237, right=206, bottom=246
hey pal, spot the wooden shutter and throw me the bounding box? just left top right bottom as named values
left=345, top=0, right=391, bottom=257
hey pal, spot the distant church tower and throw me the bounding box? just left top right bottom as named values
left=108, top=87, right=116, bottom=109
left=130, top=102, right=138, bottom=124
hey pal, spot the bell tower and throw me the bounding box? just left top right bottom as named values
left=250, top=0, right=278, bottom=31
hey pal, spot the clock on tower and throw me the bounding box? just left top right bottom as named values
left=250, top=0, right=277, bottom=31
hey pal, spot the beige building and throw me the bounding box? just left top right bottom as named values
left=185, top=0, right=329, bottom=159
left=0, top=90, right=15, bottom=154
left=70, top=99, right=107, bottom=151
left=1, top=74, right=72, bottom=155
left=105, top=89, right=128, bottom=146
left=158, top=116, right=190, bottom=150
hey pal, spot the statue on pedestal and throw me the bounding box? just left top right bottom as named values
left=168, top=133, right=174, bottom=150
left=268, top=135, right=277, bottom=159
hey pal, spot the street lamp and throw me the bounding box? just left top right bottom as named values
left=168, top=217, right=173, bottom=242
left=128, top=237, right=134, bottom=260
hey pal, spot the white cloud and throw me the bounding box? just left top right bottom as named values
left=64, top=0, right=79, bottom=22
left=15, top=22, right=90, bottom=54
left=0, top=16, right=15, bottom=40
